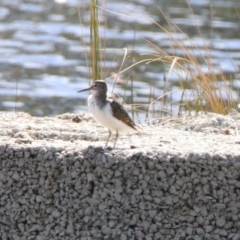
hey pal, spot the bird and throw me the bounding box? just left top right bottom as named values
left=78, top=80, right=137, bottom=148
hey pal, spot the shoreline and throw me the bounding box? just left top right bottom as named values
left=1, top=110, right=240, bottom=155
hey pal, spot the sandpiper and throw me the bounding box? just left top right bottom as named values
left=78, top=80, right=137, bottom=148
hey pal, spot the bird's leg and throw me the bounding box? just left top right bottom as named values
left=113, top=131, right=119, bottom=149
left=105, top=129, right=112, bottom=147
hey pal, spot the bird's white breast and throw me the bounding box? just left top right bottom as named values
left=88, top=95, right=133, bottom=133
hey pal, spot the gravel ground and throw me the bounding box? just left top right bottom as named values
left=1, top=110, right=240, bottom=239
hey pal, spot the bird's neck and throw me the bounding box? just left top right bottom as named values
left=91, top=92, right=108, bottom=109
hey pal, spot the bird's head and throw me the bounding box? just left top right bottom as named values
left=78, top=80, right=107, bottom=96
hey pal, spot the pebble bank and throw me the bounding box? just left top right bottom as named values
left=1, top=111, right=240, bottom=239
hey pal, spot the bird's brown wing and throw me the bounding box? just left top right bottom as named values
left=110, top=100, right=137, bottom=131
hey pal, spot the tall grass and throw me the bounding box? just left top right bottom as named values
left=112, top=6, right=236, bottom=118
left=90, top=0, right=101, bottom=81
left=144, top=8, right=235, bottom=116
left=85, top=2, right=236, bottom=120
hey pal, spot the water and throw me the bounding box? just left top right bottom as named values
left=1, top=0, right=240, bottom=120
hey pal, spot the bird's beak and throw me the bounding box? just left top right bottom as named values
left=78, top=86, right=92, bottom=93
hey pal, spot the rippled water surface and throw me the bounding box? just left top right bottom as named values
left=1, top=0, right=240, bottom=119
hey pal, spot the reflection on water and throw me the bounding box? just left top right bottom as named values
left=0, top=0, right=240, bottom=120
